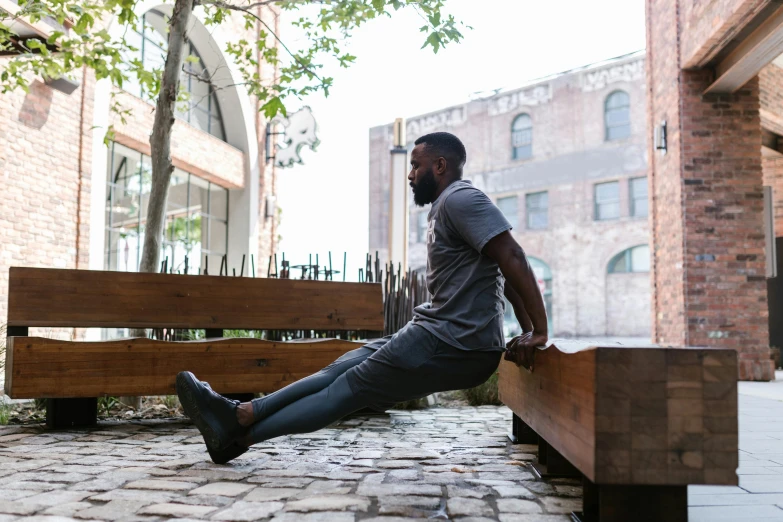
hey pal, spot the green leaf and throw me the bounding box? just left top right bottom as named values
left=261, top=96, right=286, bottom=119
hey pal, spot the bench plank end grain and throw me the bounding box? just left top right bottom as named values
left=498, top=339, right=739, bottom=488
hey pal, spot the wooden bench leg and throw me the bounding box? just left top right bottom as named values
left=531, top=436, right=581, bottom=479
left=46, top=398, right=98, bottom=429
left=573, top=478, right=687, bottom=522
left=509, top=413, right=539, bottom=444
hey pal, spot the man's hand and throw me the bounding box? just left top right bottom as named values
left=504, top=331, right=548, bottom=371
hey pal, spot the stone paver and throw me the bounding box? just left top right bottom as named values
left=1, top=392, right=777, bottom=522
left=688, top=374, right=783, bottom=522
left=189, top=482, right=255, bottom=497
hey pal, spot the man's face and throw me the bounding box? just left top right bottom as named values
left=409, top=144, right=439, bottom=207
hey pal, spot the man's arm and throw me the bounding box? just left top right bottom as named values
left=483, top=231, right=548, bottom=368
left=504, top=283, right=533, bottom=334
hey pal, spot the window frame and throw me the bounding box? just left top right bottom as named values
left=497, top=195, right=519, bottom=229
left=594, top=181, right=621, bottom=221
left=105, top=141, right=229, bottom=274
left=629, top=176, right=648, bottom=218
left=525, top=191, right=549, bottom=230
left=511, top=113, right=533, bottom=160
left=128, top=9, right=227, bottom=142
left=604, top=90, right=631, bottom=142
left=607, top=245, right=651, bottom=274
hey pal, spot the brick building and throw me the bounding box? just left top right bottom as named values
left=647, top=0, right=783, bottom=380
left=0, top=3, right=280, bottom=334
left=370, top=52, right=652, bottom=338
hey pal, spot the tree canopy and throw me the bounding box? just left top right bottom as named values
left=0, top=0, right=467, bottom=119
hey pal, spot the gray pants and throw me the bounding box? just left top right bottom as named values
left=246, top=322, right=502, bottom=445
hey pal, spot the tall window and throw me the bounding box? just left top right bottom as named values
left=512, top=114, right=533, bottom=160
left=526, top=191, right=548, bottom=230
left=497, top=195, right=519, bottom=228
left=630, top=177, right=648, bottom=217
left=594, top=181, right=620, bottom=221
left=105, top=141, right=228, bottom=274
left=417, top=212, right=428, bottom=243
left=605, top=90, right=631, bottom=141
left=608, top=245, right=651, bottom=273
left=503, top=257, right=553, bottom=337
left=124, top=9, right=226, bottom=141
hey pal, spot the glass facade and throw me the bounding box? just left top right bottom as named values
left=105, top=141, right=228, bottom=274
left=594, top=181, right=620, bottom=220
left=526, top=191, right=548, bottom=229
left=123, top=9, right=226, bottom=141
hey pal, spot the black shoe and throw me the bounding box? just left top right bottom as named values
left=176, top=371, right=244, bottom=451
left=208, top=441, right=248, bottom=465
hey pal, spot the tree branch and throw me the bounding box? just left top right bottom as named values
left=197, top=0, right=325, bottom=83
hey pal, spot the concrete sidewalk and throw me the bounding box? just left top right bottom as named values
left=688, top=370, right=783, bottom=522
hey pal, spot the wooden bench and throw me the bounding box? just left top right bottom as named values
left=498, top=339, right=738, bottom=522
left=4, top=267, right=383, bottom=428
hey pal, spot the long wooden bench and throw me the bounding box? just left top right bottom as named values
left=4, top=267, right=383, bottom=428
left=498, top=339, right=738, bottom=522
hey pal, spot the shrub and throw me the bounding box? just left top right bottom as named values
left=462, top=372, right=501, bottom=406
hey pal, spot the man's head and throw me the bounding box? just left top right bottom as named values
left=409, top=132, right=467, bottom=206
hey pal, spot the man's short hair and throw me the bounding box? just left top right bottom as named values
left=414, top=132, right=467, bottom=175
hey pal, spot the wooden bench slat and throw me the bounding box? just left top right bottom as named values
left=498, top=340, right=739, bottom=486
left=8, top=267, right=384, bottom=330
left=5, top=337, right=366, bottom=398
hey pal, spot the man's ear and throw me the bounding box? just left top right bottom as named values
left=436, top=157, right=447, bottom=176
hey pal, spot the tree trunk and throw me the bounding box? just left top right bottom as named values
left=125, top=1, right=194, bottom=409
left=140, top=0, right=194, bottom=276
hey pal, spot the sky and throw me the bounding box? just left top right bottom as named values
left=275, top=0, right=647, bottom=281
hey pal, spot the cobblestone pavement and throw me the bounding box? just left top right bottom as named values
left=0, top=406, right=580, bottom=522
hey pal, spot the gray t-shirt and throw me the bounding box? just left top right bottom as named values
left=412, top=180, right=511, bottom=351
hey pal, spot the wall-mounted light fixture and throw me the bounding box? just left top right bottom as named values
left=264, top=195, right=277, bottom=220
left=654, top=120, right=667, bottom=155
left=44, top=75, right=80, bottom=95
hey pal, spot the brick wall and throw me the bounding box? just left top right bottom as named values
left=647, top=0, right=775, bottom=380
left=0, top=69, right=95, bottom=338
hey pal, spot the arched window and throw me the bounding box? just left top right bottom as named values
left=512, top=114, right=533, bottom=160
left=124, top=9, right=226, bottom=142
left=608, top=245, right=650, bottom=274
left=605, top=90, right=630, bottom=141
left=504, top=256, right=553, bottom=335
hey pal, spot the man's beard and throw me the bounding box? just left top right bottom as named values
left=411, top=168, right=438, bottom=206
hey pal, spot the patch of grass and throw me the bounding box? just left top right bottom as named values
left=162, top=395, right=180, bottom=410
left=461, top=372, right=501, bottom=406
left=0, top=400, right=10, bottom=425
left=98, top=396, right=120, bottom=416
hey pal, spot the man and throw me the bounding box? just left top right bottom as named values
left=176, top=132, right=548, bottom=464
